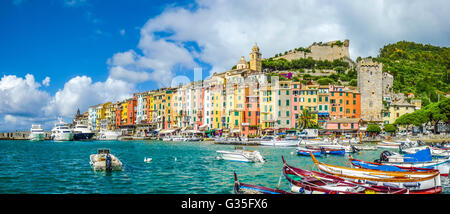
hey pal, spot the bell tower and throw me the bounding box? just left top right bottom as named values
left=249, top=43, right=262, bottom=72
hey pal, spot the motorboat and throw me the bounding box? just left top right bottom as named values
left=401, top=146, right=450, bottom=158
left=260, top=136, right=300, bottom=147
left=97, top=130, right=121, bottom=140
left=298, top=138, right=328, bottom=146
left=171, top=135, right=186, bottom=142
left=216, top=147, right=265, bottom=163
left=89, top=148, right=122, bottom=171
left=296, top=147, right=323, bottom=157
left=73, top=124, right=95, bottom=141
left=305, top=145, right=347, bottom=155
left=374, top=148, right=450, bottom=176
left=376, top=141, right=401, bottom=149
left=306, top=144, right=360, bottom=153
left=29, top=124, right=45, bottom=141
left=51, top=117, right=73, bottom=141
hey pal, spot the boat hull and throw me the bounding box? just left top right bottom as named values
left=310, top=153, right=442, bottom=194
left=52, top=133, right=73, bottom=141
left=29, top=133, right=44, bottom=141
left=73, top=133, right=95, bottom=141
left=260, top=140, right=299, bottom=147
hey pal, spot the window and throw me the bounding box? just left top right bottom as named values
left=286, top=100, right=289, bottom=106
left=340, top=107, right=343, bottom=112
left=286, top=111, right=289, bottom=116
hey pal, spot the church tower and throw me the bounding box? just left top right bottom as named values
left=249, top=43, right=262, bottom=72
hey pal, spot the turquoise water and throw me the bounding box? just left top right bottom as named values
left=0, top=140, right=448, bottom=194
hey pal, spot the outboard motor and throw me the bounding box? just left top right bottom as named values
left=350, top=145, right=360, bottom=153
left=106, top=154, right=112, bottom=172
left=375, top=151, right=392, bottom=163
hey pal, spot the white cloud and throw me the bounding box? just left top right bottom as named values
left=109, top=0, right=449, bottom=79
left=120, top=29, right=126, bottom=36
left=42, top=77, right=51, bottom=87
left=0, top=74, right=51, bottom=117
left=44, top=76, right=134, bottom=118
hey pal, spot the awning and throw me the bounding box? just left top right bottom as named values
left=318, top=113, right=329, bottom=116
left=231, top=129, right=240, bottom=133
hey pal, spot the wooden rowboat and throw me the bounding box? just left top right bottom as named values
left=233, top=172, right=292, bottom=194
left=350, top=155, right=450, bottom=177
left=309, top=152, right=442, bottom=194
left=281, top=156, right=408, bottom=194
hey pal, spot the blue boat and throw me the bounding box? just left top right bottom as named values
left=296, top=148, right=322, bottom=157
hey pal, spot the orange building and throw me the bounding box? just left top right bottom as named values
left=242, top=87, right=260, bottom=136
left=126, top=98, right=137, bottom=126
left=329, top=85, right=360, bottom=120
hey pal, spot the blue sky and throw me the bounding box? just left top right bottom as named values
left=0, top=0, right=198, bottom=94
left=0, top=0, right=449, bottom=131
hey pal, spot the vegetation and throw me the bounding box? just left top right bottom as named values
left=262, top=58, right=350, bottom=71
left=376, top=41, right=450, bottom=107
left=297, top=109, right=317, bottom=129
left=394, top=97, right=449, bottom=133
left=383, top=124, right=397, bottom=133
left=366, top=124, right=381, bottom=133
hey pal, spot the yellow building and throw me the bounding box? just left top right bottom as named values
left=104, top=102, right=115, bottom=130
left=298, top=84, right=319, bottom=126
left=260, top=84, right=275, bottom=131
left=383, top=102, right=416, bottom=124
left=95, top=102, right=111, bottom=131
left=224, top=72, right=245, bottom=133
left=121, top=102, right=128, bottom=125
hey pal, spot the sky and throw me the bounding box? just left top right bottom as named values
left=0, top=0, right=449, bottom=131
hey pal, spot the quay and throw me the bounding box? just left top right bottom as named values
left=0, top=131, right=52, bottom=140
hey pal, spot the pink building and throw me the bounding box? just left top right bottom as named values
left=325, top=118, right=360, bottom=136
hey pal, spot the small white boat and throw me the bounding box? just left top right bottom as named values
left=376, top=141, right=401, bottom=149
left=89, top=148, right=122, bottom=171
left=171, top=135, right=186, bottom=142
left=29, top=124, right=45, bottom=141
left=51, top=117, right=73, bottom=141
left=216, top=147, right=265, bottom=163
left=97, top=130, right=121, bottom=140
left=298, top=138, right=328, bottom=146
left=259, top=137, right=299, bottom=147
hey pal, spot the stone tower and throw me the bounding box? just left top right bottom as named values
left=357, top=58, right=383, bottom=122
left=250, top=43, right=262, bottom=72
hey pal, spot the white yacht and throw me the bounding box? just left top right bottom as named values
left=73, top=124, right=95, bottom=141
left=51, top=118, right=74, bottom=141
left=29, top=124, right=45, bottom=141
left=97, top=130, right=122, bottom=140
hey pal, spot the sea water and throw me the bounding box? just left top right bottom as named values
left=0, top=140, right=448, bottom=194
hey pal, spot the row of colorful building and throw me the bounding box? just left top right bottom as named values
left=73, top=44, right=420, bottom=137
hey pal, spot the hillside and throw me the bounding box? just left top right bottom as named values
left=374, top=41, right=450, bottom=106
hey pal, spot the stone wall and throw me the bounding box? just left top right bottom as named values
left=357, top=58, right=383, bottom=122
left=273, top=40, right=350, bottom=62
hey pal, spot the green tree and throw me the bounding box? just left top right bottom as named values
left=367, top=124, right=381, bottom=133
left=297, top=109, right=317, bottom=129
left=384, top=124, right=397, bottom=133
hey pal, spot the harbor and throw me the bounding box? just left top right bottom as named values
left=0, top=137, right=449, bottom=194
